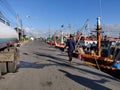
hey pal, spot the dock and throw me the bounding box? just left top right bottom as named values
left=0, top=40, right=120, bottom=90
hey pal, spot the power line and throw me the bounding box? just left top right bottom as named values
left=0, top=0, right=22, bottom=27
left=103, top=30, right=120, bottom=32
left=0, top=0, right=16, bottom=26
left=0, top=0, right=16, bottom=17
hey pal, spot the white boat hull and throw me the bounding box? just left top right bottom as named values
left=0, top=22, right=18, bottom=49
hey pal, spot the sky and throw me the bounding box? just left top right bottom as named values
left=0, top=0, right=120, bottom=37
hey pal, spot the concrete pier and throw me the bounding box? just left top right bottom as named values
left=0, top=40, right=120, bottom=90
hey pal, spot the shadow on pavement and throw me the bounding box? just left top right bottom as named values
left=33, top=52, right=68, bottom=63
left=59, top=69, right=111, bottom=90
left=39, top=48, right=58, bottom=52
left=33, top=52, right=117, bottom=81
left=19, top=61, right=56, bottom=69
left=47, top=59, right=116, bottom=81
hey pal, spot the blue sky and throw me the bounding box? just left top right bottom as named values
left=0, top=0, right=120, bottom=37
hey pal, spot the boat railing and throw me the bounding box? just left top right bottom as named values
left=0, top=15, right=10, bottom=26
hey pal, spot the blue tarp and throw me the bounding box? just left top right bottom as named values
left=112, top=62, right=120, bottom=69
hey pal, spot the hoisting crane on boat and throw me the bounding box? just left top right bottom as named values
left=75, top=19, right=90, bottom=48
left=79, top=19, right=90, bottom=34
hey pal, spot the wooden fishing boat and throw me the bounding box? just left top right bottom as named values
left=76, top=17, right=120, bottom=79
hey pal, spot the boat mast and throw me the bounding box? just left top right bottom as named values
left=61, top=25, right=64, bottom=44
left=96, top=17, right=101, bottom=56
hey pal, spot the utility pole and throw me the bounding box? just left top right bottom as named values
left=16, top=13, right=19, bottom=31
left=119, top=33, right=120, bottom=39
left=49, top=25, right=50, bottom=38
left=61, top=25, right=64, bottom=44
left=16, top=13, right=20, bottom=41
left=20, top=19, right=22, bottom=32
left=20, top=19, right=24, bottom=39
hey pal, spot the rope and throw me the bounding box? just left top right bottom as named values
left=94, top=56, right=101, bottom=70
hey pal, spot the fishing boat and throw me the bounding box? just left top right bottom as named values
left=79, top=17, right=120, bottom=79
left=0, top=11, right=18, bottom=50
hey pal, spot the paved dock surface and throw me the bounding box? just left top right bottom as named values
left=0, top=40, right=120, bottom=90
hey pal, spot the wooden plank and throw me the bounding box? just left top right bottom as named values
left=83, top=60, right=120, bottom=71
left=82, top=54, right=113, bottom=63
left=0, top=48, right=15, bottom=62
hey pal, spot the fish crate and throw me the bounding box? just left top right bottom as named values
left=0, top=47, right=19, bottom=75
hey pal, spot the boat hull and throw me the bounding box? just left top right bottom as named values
left=0, top=22, right=18, bottom=49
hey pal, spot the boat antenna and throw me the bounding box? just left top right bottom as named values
left=99, top=0, right=102, bottom=18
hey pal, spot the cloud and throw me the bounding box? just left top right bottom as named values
left=102, top=24, right=120, bottom=37
left=24, top=27, right=41, bottom=38
left=24, top=24, right=120, bottom=38
left=24, top=27, right=50, bottom=38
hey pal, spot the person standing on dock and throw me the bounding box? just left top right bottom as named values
left=65, top=34, right=75, bottom=64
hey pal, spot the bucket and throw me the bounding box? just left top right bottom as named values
left=77, top=54, right=81, bottom=60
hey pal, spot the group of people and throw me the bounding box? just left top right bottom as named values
left=65, top=34, right=97, bottom=64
